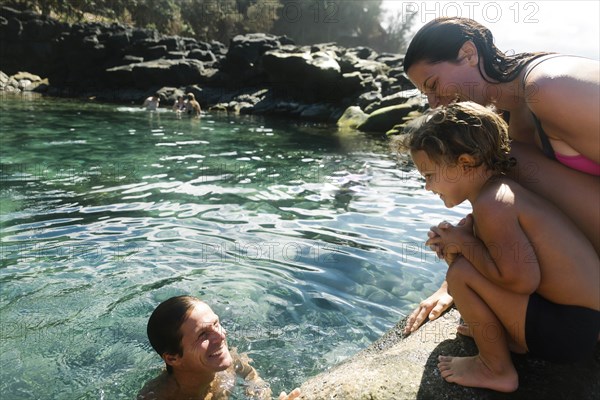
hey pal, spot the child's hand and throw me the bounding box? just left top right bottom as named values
left=426, top=227, right=445, bottom=259
left=403, top=284, right=454, bottom=334
left=427, top=215, right=475, bottom=263
left=427, top=225, right=458, bottom=265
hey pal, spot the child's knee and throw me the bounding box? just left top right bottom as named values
left=446, top=258, right=476, bottom=286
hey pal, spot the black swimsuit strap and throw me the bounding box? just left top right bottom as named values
left=521, top=54, right=567, bottom=86
left=521, top=55, right=568, bottom=161
left=531, top=113, right=556, bottom=159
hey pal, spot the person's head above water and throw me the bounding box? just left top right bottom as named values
left=403, top=17, right=550, bottom=107
left=394, top=101, right=514, bottom=176
left=147, top=295, right=233, bottom=376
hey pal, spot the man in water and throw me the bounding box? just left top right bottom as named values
left=143, top=94, right=160, bottom=111
left=137, top=295, right=301, bottom=400
left=185, top=93, right=201, bottom=117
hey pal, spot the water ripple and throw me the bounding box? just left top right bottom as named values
left=0, top=96, right=472, bottom=399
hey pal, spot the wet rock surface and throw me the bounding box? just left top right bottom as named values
left=299, top=308, right=600, bottom=399
left=0, top=6, right=421, bottom=130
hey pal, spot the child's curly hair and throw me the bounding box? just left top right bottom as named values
left=392, top=102, right=515, bottom=174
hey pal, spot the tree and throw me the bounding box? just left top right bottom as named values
left=129, top=0, right=180, bottom=32
left=9, top=0, right=414, bottom=53
left=272, top=1, right=384, bottom=48
left=380, top=8, right=417, bottom=53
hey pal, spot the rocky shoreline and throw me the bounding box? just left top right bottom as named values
left=5, top=6, right=598, bottom=400
left=300, top=308, right=600, bottom=399
left=0, top=6, right=422, bottom=133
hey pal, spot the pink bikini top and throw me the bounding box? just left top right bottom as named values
left=523, top=55, right=600, bottom=176
left=554, top=152, right=600, bottom=176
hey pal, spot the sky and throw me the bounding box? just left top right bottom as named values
left=381, top=0, right=600, bottom=60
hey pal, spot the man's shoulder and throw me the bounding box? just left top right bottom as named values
left=137, top=372, right=171, bottom=400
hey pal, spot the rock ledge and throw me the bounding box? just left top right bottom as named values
left=300, top=308, right=600, bottom=399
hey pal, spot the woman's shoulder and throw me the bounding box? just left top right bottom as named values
left=524, top=55, right=598, bottom=87
left=523, top=55, right=599, bottom=119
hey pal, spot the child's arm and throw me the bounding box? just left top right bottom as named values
left=403, top=280, right=453, bottom=334
left=431, top=203, right=540, bottom=294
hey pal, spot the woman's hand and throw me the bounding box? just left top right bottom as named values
left=278, top=388, right=301, bottom=400
left=402, top=282, right=454, bottom=335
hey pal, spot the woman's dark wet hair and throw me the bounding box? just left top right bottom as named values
left=147, top=295, right=202, bottom=373
left=403, top=17, right=551, bottom=83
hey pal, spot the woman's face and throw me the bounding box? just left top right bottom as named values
left=407, top=57, right=486, bottom=108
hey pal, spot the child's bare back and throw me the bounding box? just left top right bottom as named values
left=473, top=176, right=599, bottom=311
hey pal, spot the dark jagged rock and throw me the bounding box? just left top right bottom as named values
left=262, top=49, right=348, bottom=102
left=106, top=59, right=209, bottom=88
left=188, top=49, right=217, bottom=62
left=0, top=70, right=47, bottom=92
left=364, top=89, right=422, bottom=114
left=221, top=33, right=286, bottom=74
left=0, top=6, right=420, bottom=127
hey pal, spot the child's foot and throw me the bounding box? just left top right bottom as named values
left=437, top=355, right=518, bottom=392
left=456, top=324, right=527, bottom=354
left=456, top=323, right=471, bottom=337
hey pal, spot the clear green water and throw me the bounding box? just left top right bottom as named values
left=0, top=93, right=470, bottom=399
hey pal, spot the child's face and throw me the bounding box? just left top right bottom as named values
left=411, top=150, right=470, bottom=208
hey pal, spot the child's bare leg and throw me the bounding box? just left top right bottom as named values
left=456, top=323, right=527, bottom=354
left=438, top=257, right=529, bottom=392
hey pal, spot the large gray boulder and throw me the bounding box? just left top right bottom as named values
left=299, top=308, right=600, bottom=399
left=357, top=102, right=421, bottom=134
left=263, top=49, right=365, bottom=102
left=106, top=59, right=209, bottom=88
left=221, top=33, right=292, bottom=74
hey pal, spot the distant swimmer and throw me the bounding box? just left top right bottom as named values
left=186, top=93, right=201, bottom=117
left=143, top=94, right=160, bottom=111
left=172, top=95, right=187, bottom=112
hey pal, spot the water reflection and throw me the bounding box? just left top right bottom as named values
left=0, top=94, right=470, bottom=398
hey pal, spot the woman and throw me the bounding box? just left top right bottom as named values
left=401, top=17, right=600, bottom=334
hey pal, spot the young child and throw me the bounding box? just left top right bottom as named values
left=394, top=102, right=599, bottom=392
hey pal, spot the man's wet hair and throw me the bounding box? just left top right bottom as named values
left=147, top=295, right=203, bottom=373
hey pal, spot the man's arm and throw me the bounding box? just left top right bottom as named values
left=232, top=351, right=301, bottom=400
left=232, top=351, right=273, bottom=399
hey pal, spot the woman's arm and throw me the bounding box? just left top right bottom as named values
left=525, top=57, right=600, bottom=162
left=508, top=142, right=600, bottom=254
